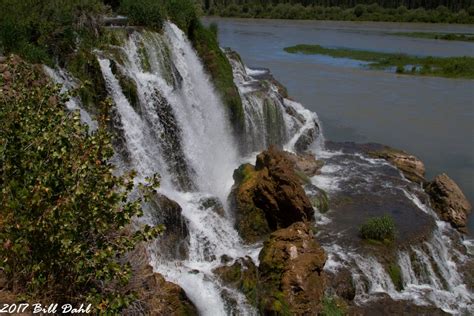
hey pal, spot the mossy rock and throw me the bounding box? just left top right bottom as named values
left=109, top=60, right=140, bottom=111
left=213, top=257, right=258, bottom=307
left=188, top=20, right=245, bottom=143
left=66, top=48, right=108, bottom=114
left=387, top=263, right=404, bottom=291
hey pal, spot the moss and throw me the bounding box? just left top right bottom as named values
left=110, top=60, right=140, bottom=110
left=233, top=163, right=256, bottom=184
left=188, top=20, right=245, bottom=140
left=295, top=169, right=312, bottom=185
left=310, top=189, right=329, bottom=213
left=137, top=40, right=152, bottom=73
left=388, top=263, right=404, bottom=291
left=66, top=48, right=108, bottom=114
left=320, top=296, right=347, bottom=316
left=214, top=258, right=259, bottom=307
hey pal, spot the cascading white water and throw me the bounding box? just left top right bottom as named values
left=43, top=66, right=98, bottom=132
left=47, top=18, right=472, bottom=315
left=316, top=150, right=473, bottom=314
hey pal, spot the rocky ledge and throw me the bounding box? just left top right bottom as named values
left=425, top=173, right=472, bottom=233
left=229, top=146, right=324, bottom=243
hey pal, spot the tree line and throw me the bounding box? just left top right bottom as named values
left=204, top=0, right=473, bottom=11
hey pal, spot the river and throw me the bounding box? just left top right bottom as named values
left=203, top=17, right=474, bottom=233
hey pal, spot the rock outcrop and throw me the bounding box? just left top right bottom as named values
left=258, top=222, right=327, bottom=315
left=125, top=246, right=198, bottom=316
left=148, top=193, right=189, bottom=259
left=366, top=145, right=425, bottom=184
left=425, top=173, right=472, bottom=233
left=230, top=146, right=315, bottom=243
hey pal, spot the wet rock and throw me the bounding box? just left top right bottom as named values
left=294, top=125, right=319, bottom=154
left=258, top=222, right=327, bottom=315
left=366, top=145, right=425, bottom=184
left=425, top=173, right=472, bottom=233
left=126, top=247, right=198, bottom=316
left=328, top=268, right=356, bottom=301
left=348, top=294, right=449, bottom=315
left=148, top=193, right=189, bottom=260
left=199, top=196, right=225, bottom=217
left=282, top=151, right=324, bottom=178
left=213, top=257, right=259, bottom=307
left=230, top=146, right=314, bottom=243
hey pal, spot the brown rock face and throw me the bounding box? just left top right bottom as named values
left=425, top=173, right=472, bottom=232
left=367, top=146, right=425, bottom=183
left=258, top=222, right=327, bottom=315
left=230, top=146, right=315, bottom=243
left=125, top=246, right=198, bottom=316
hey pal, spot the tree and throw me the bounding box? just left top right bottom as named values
left=0, top=56, right=161, bottom=312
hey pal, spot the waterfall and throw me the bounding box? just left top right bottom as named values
left=43, top=66, right=98, bottom=132
left=46, top=19, right=472, bottom=315
left=225, top=49, right=322, bottom=154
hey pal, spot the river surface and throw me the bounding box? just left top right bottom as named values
left=203, top=17, right=474, bottom=234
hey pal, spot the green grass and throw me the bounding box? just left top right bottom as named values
left=284, top=44, right=474, bottom=79
left=392, top=32, right=474, bottom=42
left=359, top=214, right=396, bottom=242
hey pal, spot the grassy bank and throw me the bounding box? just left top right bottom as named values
left=284, top=44, right=474, bottom=79
left=392, top=32, right=474, bottom=42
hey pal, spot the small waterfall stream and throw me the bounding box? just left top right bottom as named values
left=46, top=20, right=472, bottom=315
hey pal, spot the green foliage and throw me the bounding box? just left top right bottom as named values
left=207, top=3, right=474, bottom=24
left=359, top=215, right=396, bottom=241
left=388, top=263, right=404, bottom=291
left=119, top=0, right=166, bottom=30
left=0, top=57, right=162, bottom=312
left=393, top=32, right=474, bottom=42
left=284, top=44, right=474, bottom=79
left=321, top=296, right=346, bottom=316
left=188, top=20, right=245, bottom=138
left=0, top=0, right=105, bottom=64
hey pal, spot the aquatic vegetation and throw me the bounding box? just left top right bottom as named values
left=284, top=44, right=474, bottom=79
left=359, top=214, right=396, bottom=241
left=392, top=32, right=474, bottom=42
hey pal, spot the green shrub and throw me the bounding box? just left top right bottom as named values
left=359, top=215, right=396, bottom=241
left=0, top=0, right=105, bottom=64
left=119, top=0, right=166, bottom=29
left=0, top=57, right=161, bottom=312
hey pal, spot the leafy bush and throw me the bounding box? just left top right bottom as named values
left=0, top=0, right=105, bottom=64
left=0, top=57, right=161, bottom=312
left=359, top=215, right=396, bottom=241
left=119, top=0, right=166, bottom=30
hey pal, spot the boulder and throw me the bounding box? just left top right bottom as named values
left=282, top=151, right=324, bottom=178
left=258, top=222, right=327, bottom=315
left=367, top=146, right=425, bottom=184
left=425, top=173, right=472, bottom=233
left=199, top=196, right=225, bottom=217
left=230, top=146, right=314, bottom=243
left=148, top=193, right=189, bottom=259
